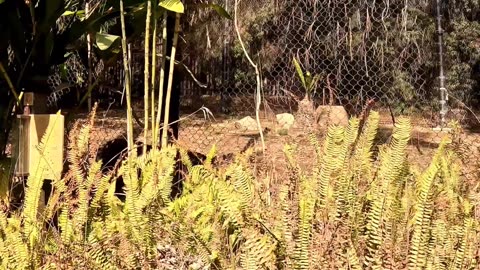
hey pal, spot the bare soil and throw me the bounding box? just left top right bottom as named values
left=12, top=105, right=478, bottom=184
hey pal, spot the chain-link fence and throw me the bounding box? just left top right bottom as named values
left=44, top=1, right=145, bottom=152
left=178, top=0, right=480, bottom=178
left=23, top=0, right=479, bottom=180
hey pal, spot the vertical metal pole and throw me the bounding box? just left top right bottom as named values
left=221, top=0, right=229, bottom=113
left=86, top=2, right=93, bottom=112
left=436, top=0, right=448, bottom=127
left=223, top=0, right=229, bottom=84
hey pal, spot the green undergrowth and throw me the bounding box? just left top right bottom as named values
left=0, top=109, right=478, bottom=270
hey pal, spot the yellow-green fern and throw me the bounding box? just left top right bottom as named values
left=365, top=117, right=411, bottom=269
left=240, top=229, right=277, bottom=270
left=293, top=176, right=316, bottom=270
left=317, top=126, right=346, bottom=211
left=408, top=139, right=448, bottom=269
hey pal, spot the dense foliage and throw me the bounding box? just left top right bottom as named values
left=0, top=1, right=479, bottom=268
left=0, top=108, right=477, bottom=269
left=184, top=0, right=480, bottom=113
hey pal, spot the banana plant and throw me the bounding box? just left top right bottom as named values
left=0, top=0, right=117, bottom=156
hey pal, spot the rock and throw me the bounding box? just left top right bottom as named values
left=315, top=105, right=349, bottom=127
left=189, top=261, right=203, bottom=270
left=234, top=116, right=258, bottom=131
left=276, top=113, right=295, bottom=130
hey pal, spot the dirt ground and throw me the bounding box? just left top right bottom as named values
left=10, top=104, right=473, bottom=187
left=199, top=111, right=480, bottom=188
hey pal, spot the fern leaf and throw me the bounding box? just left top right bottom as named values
left=408, top=140, right=448, bottom=269
left=346, top=242, right=362, bottom=270
left=293, top=184, right=315, bottom=270
left=229, top=164, right=254, bottom=213
left=452, top=218, right=475, bottom=270
left=205, top=144, right=217, bottom=169
left=240, top=229, right=276, bottom=270
left=317, top=126, right=346, bottom=210
left=365, top=117, right=411, bottom=269
left=23, top=111, right=63, bottom=248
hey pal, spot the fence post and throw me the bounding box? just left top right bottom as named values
left=436, top=0, right=449, bottom=128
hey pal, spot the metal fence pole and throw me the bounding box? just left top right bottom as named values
left=436, top=0, right=449, bottom=128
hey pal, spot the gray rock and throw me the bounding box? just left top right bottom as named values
left=276, top=113, right=295, bottom=130
left=234, top=116, right=258, bottom=131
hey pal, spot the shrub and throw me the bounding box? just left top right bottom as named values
left=0, top=109, right=477, bottom=269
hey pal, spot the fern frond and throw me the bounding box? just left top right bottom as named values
left=215, top=180, right=245, bottom=228
left=335, top=117, right=360, bottom=219
left=352, top=110, right=380, bottom=179
left=58, top=207, right=73, bottom=243
left=119, top=159, right=143, bottom=242
left=365, top=117, right=411, bottom=269
left=23, top=111, right=64, bottom=248
left=346, top=242, right=362, bottom=270
left=76, top=103, right=98, bottom=159
left=452, top=217, right=475, bottom=270
left=240, top=229, right=277, bottom=270
left=278, top=183, right=293, bottom=251
left=205, top=144, right=217, bottom=169
left=2, top=215, right=30, bottom=269
left=408, top=139, right=448, bottom=270
left=178, top=147, right=193, bottom=172
left=87, top=231, right=117, bottom=270
left=229, top=164, right=254, bottom=213
left=293, top=181, right=315, bottom=270
left=73, top=160, right=102, bottom=237
left=139, top=147, right=176, bottom=209
left=429, top=219, right=448, bottom=270
left=317, top=126, right=346, bottom=210
left=91, top=173, right=113, bottom=209
left=188, top=165, right=213, bottom=187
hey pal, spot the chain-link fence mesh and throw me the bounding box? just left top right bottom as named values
left=178, top=0, right=480, bottom=179
left=16, top=0, right=478, bottom=179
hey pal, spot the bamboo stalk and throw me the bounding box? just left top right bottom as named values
left=119, top=0, right=135, bottom=159
left=161, top=13, right=181, bottom=148
left=0, top=62, right=20, bottom=102
left=151, top=0, right=158, bottom=150
left=234, top=0, right=265, bottom=152
left=143, top=0, right=152, bottom=154
left=155, top=12, right=168, bottom=147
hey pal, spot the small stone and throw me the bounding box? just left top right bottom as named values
left=234, top=116, right=258, bottom=131
left=189, top=261, right=203, bottom=270
left=276, top=113, right=295, bottom=131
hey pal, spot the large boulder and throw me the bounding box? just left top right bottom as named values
left=315, top=105, right=349, bottom=127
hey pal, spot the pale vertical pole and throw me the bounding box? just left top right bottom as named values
left=436, top=0, right=448, bottom=127
left=86, top=2, right=93, bottom=112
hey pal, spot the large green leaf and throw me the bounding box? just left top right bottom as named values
left=209, top=4, right=231, bottom=20
left=159, top=0, right=184, bottom=14
left=96, top=32, right=121, bottom=51
left=292, top=57, right=306, bottom=89
left=61, top=10, right=85, bottom=17
left=0, top=0, right=5, bottom=5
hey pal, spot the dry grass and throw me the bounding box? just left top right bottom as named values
left=35, top=104, right=479, bottom=193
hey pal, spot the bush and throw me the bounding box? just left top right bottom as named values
left=0, top=109, right=477, bottom=269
